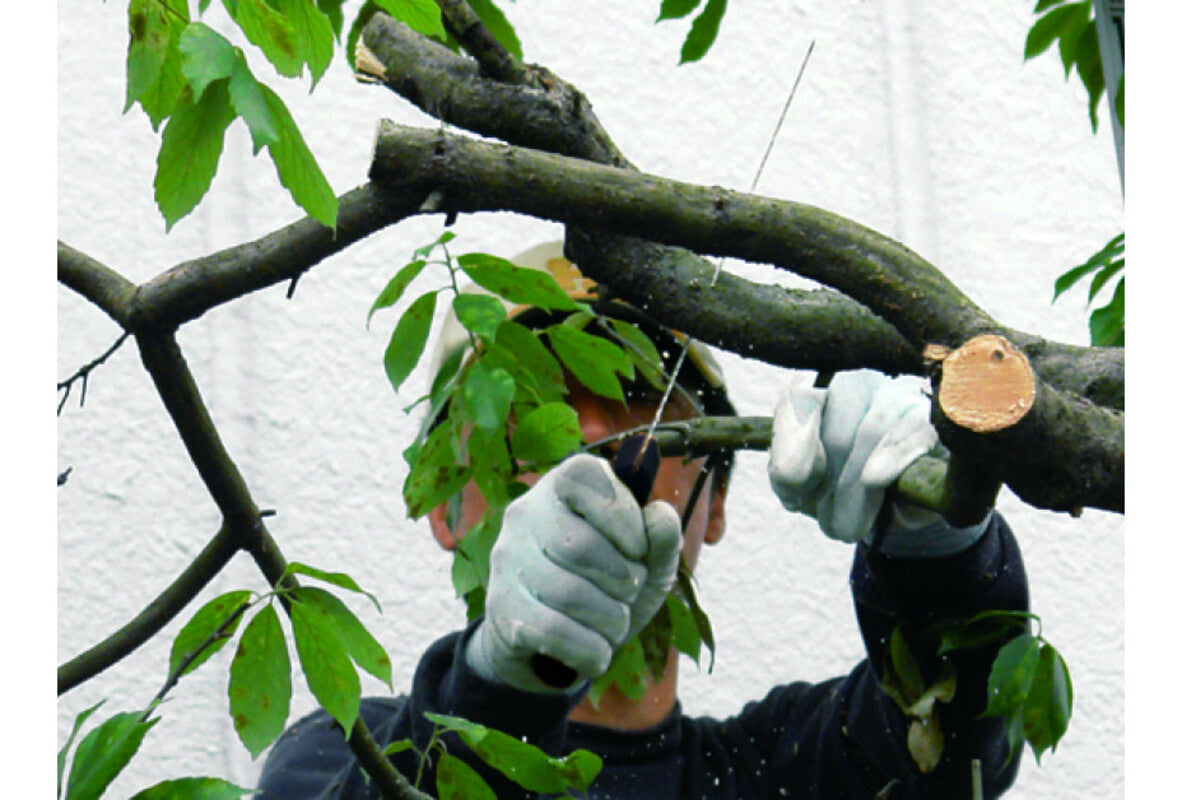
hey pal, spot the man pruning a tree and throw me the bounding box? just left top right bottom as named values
left=256, top=243, right=1030, bottom=799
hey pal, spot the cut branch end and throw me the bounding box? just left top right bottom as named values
left=937, top=335, right=1035, bottom=434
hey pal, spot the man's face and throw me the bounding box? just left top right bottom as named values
left=429, top=376, right=728, bottom=571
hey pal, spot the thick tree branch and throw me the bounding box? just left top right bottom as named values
left=57, top=524, right=239, bottom=696
left=58, top=241, right=137, bottom=328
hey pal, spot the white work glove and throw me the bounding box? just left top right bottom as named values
left=768, top=370, right=990, bottom=555
left=466, top=454, right=682, bottom=694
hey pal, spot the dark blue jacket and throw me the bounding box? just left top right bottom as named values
left=257, top=514, right=1028, bottom=799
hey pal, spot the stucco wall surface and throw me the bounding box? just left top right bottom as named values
left=58, top=1, right=1124, bottom=798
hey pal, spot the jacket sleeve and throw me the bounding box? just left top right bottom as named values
left=685, top=511, right=1029, bottom=799
left=255, top=620, right=584, bottom=799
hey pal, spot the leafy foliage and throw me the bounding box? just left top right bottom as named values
left=368, top=232, right=716, bottom=701
left=655, top=0, right=729, bottom=64
left=1024, top=0, right=1117, bottom=134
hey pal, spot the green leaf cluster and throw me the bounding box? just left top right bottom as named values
left=1052, top=232, right=1124, bottom=346
left=125, top=0, right=342, bottom=229
left=1024, top=0, right=1121, bottom=134
left=371, top=231, right=716, bottom=701
left=939, top=610, right=1074, bottom=765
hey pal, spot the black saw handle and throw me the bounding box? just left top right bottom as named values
left=529, top=436, right=662, bottom=690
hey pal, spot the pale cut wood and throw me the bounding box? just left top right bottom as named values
left=937, top=335, right=1035, bottom=433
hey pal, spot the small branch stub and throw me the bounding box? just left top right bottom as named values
left=937, top=335, right=1035, bottom=434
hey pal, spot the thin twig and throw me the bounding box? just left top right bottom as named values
left=434, top=0, right=530, bottom=84
left=58, top=332, right=131, bottom=415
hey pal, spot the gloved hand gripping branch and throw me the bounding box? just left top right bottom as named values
left=465, top=453, right=681, bottom=694
left=768, top=369, right=992, bottom=557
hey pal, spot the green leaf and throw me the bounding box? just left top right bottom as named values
left=154, top=78, right=236, bottom=230
left=458, top=253, right=586, bottom=312
left=664, top=593, right=702, bottom=664
left=466, top=0, right=523, bottom=60
left=259, top=85, right=339, bottom=228
left=425, top=713, right=604, bottom=793
left=887, top=627, right=926, bottom=703
left=128, top=777, right=257, bottom=800
left=404, top=418, right=472, bottom=518
left=982, top=632, right=1042, bottom=718
left=937, top=610, right=1035, bottom=656
left=291, top=587, right=393, bottom=688
left=223, top=0, right=303, bottom=77
left=1088, top=277, right=1124, bottom=347
left=1022, top=643, right=1073, bottom=762
left=228, top=54, right=281, bottom=153
left=1024, top=2, right=1087, bottom=60
left=1053, top=5, right=1091, bottom=76
left=290, top=599, right=361, bottom=736
left=609, top=319, right=667, bottom=391
left=589, top=637, right=649, bottom=705
left=384, top=738, right=414, bottom=756
left=345, top=1, right=382, bottom=70
left=484, top=321, right=567, bottom=405
left=384, top=290, right=438, bottom=391
left=178, top=22, right=237, bottom=100
left=657, top=0, right=703, bottom=22
left=59, top=702, right=105, bottom=799
left=679, top=0, right=727, bottom=64
left=1034, top=0, right=1068, bottom=12
left=65, top=712, right=160, bottom=800
left=372, top=0, right=447, bottom=40
left=436, top=753, right=498, bottom=800
left=639, top=601, right=673, bottom=681
left=511, top=403, right=582, bottom=464
left=462, top=361, right=516, bottom=434
left=228, top=604, right=292, bottom=758
left=454, top=294, right=509, bottom=342
left=317, top=0, right=346, bottom=39
left=1071, top=22, right=1104, bottom=131
left=1087, top=259, right=1123, bottom=302
left=170, top=590, right=254, bottom=679
left=547, top=325, right=632, bottom=402
left=274, top=0, right=336, bottom=86
left=368, top=260, right=429, bottom=327
left=283, top=562, right=383, bottom=612
left=451, top=510, right=500, bottom=597
left=125, top=0, right=189, bottom=126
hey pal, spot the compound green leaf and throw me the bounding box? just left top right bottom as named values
left=128, top=777, right=256, bottom=800
left=291, top=586, right=393, bottom=689
left=1022, top=643, right=1073, bottom=763
left=511, top=403, right=582, bottom=464
left=384, top=290, right=438, bottom=391
left=178, top=22, right=237, bottom=100
left=547, top=325, right=631, bottom=402
left=275, top=0, right=336, bottom=86
left=154, top=78, right=236, bottom=230
left=679, top=0, right=727, bottom=64
left=458, top=253, right=586, bottom=312
left=1053, top=4, right=1091, bottom=76
left=983, top=632, right=1042, bottom=718
left=485, top=321, right=566, bottom=404
left=65, top=712, right=160, bottom=800
left=59, top=702, right=105, bottom=799
left=1087, top=259, right=1123, bottom=302
left=290, top=600, right=360, bottom=736
left=170, top=590, right=254, bottom=679
left=657, top=0, right=703, bottom=22
left=467, top=0, right=522, bottom=60
left=228, top=54, right=281, bottom=153
left=259, top=85, right=338, bottom=227
left=368, top=260, right=429, bottom=327
left=283, top=562, right=382, bottom=612
left=463, top=361, right=515, bottom=434
left=224, top=0, right=302, bottom=77
left=1072, top=22, right=1105, bottom=131
left=228, top=604, right=292, bottom=758
left=436, top=753, right=497, bottom=800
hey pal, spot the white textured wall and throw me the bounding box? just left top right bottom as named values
left=58, top=1, right=1124, bottom=797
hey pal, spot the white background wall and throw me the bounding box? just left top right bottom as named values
left=57, top=1, right=1125, bottom=797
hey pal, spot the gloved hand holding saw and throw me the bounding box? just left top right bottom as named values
left=768, top=369, right=991, bottom=556
left=465, top=453, right=682, bottom=694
